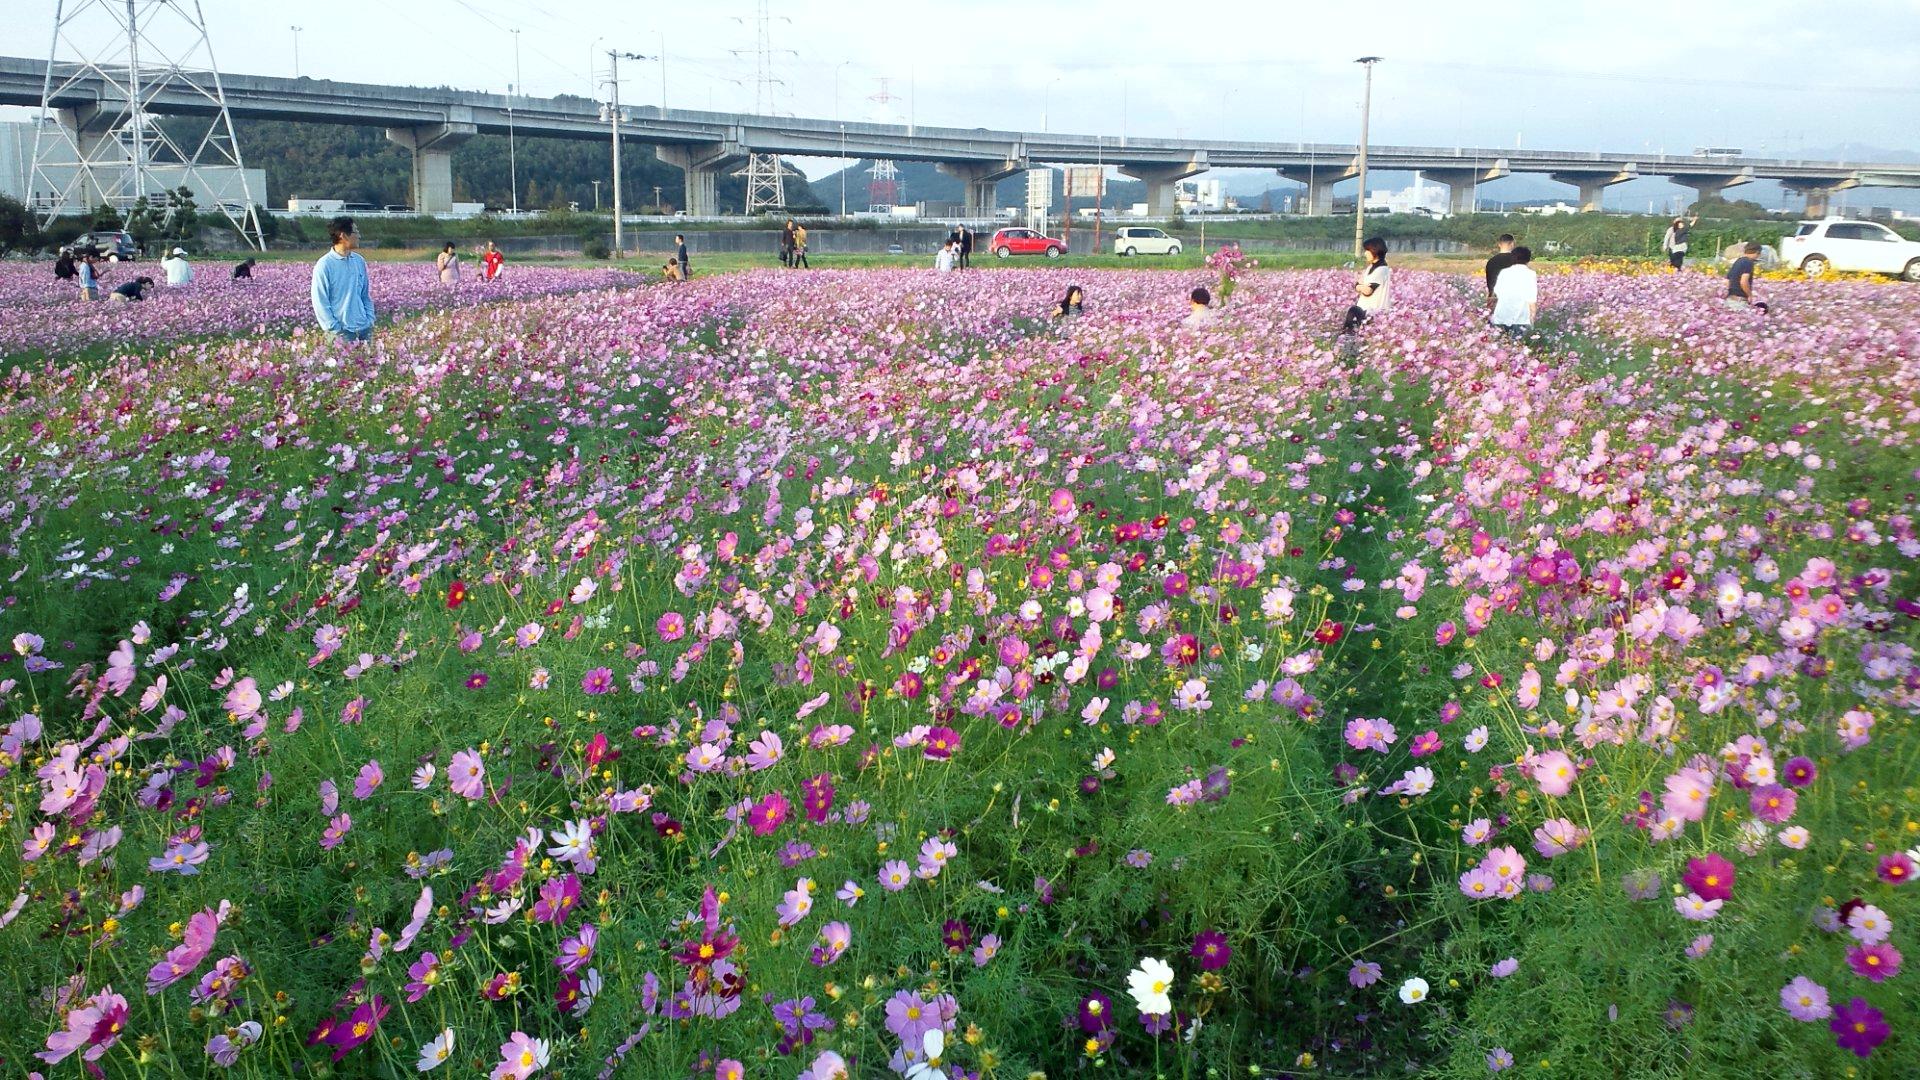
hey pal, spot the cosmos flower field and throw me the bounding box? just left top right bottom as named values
left=2, top=259, right=1917, bottom=1078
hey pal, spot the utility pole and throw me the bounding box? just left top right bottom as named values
left=509, top=29, right=521, bottom=215
left=839, top=124, right=847, bottom=218
left=1354, top=56, right=1382, bottom=258
left=290, top=26, right=302, bottom=78
left=653, top=185, right=663, bottom=213
left=603, top=50, right=645, bottom=255
left=591, top=179, right=601, bottom=211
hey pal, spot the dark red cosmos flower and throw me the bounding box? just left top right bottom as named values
left=1314, top=620, right=1346, bottom=644
left=446, top=580, right=468, bottom=609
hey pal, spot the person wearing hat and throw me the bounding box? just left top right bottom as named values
left=161, top=247, right=194, bottom=286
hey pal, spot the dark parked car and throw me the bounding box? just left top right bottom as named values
left=61, top=230, right=142, bottom=261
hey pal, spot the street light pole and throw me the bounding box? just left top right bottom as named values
left=1043, top=76, right=1060, bottom=133
left=1353, top=56, right=1382, bottom=258
left=839, top=124, right=847, bottom=218
left=591, top=179, right=601, bottom=211
left=509, top=29, right=521, bottom=215
left=290, top=26, right=302, bottom=78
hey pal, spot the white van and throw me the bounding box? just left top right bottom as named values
left=1112, top=227, right=1182, bottom=256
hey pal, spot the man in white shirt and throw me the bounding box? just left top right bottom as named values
left=1490, top=245, right=1538, bottom=336
left=160, top=247, right=193, bottom=286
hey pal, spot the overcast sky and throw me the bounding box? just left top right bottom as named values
left=12, top=0, right=1920, bottom=158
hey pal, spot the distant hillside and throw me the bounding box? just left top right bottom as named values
left=223, top=118, right=824, bottom=214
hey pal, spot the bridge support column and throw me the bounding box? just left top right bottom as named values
left=54, top=105, right=132, bottom=209
left=1780, top=178, right=1857, bottom=219
left=1550, top=169, right=1637, bottom=213
left=1670, top=170, right=1753, bottom=207
left=656, top=143, right=742, bottom=217
left=938, top=160, right=1022, bottom=215
left=1118, top=155, right=1209, bottom=217
left=1421, top=162, right=1509, bottom=216
left=386, top=121, right=477, bottom=215
left=1277, top=166, right=1352, bottom=217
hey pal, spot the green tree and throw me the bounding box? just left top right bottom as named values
left=92, top=202, right=124, bottom=230
left=165, top=186, right=200, bottom=241
left=0, top=194, right=39, bottom=256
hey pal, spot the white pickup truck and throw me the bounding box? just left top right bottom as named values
left=1777, top=219, right=1920, bottom=281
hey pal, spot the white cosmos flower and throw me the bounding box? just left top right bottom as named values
left=1128, top=956, right=1175, bottom=1015
left=417, top=1028, right=454, bottom=1072
left=1399, top=977, right=1430, bottom=1004
left=904, top=1027, right=947, bottom=1080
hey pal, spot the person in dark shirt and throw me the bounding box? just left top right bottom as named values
left=959, top=224, right=975, bottom=269
left=1484, top=234, right=1516, bottom=300
left=111, top=276, right=156, bottom=302
left=54, top=252, right=78, bottom=281
left=675, top=234, right=690, bottom=281
left=233, top=258, right=256, bottom=281
left=1724, top=242, right=1767, bottom=313
left=1051, top=284, right=1085, bottom=319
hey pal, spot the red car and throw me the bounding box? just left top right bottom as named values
left=988, top=228, right=1066, bottom=259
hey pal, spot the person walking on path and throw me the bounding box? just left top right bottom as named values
left=1484, top=234, right=1515, bottom=301
left=1724, top=242, right=1766, bottom=313
left=481, top=240, right=505, bottom=282
left=958, top=223, right=974, bottom=269
left=437, top=242, right=463, bottom=288
left=1341, top=237, right=1392, bottom=333
left=1491, top=245, right=1538, bottom=336
left=1662, top=216, right=1697, bottom=271
left=675, top=233, right=691, bottom=280
left=76, top=251, right=105, bottom=302
left=793, top=223, right=810, bottom=268
left=311, top=215, right=376, bottom=342
left=161, top=247, right=194, bottom=286
left=780, top=220, right=797, bottom=267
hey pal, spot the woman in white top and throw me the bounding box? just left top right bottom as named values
left=436, top=242, right=462, bottom=287
left=1341, top=237, right=1391, bottom=333
left=1661, top=216, right=1695, bottom=271
left=1491, top=245, right=1539, bottom=335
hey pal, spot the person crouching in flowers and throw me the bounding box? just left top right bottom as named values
left=1342, top=237, right=1390, bottom=333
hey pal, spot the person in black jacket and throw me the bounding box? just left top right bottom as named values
left=1484, top=234, right=1516, bottom=302
left=959, top=224, right=975, bottom=269
left=233, top=258, right=257, bottom=281
left=54, top=252, right=78, bottom=281
left=675, top=234, right=690, bottom=280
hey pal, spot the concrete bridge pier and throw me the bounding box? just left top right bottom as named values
left=1780, top=178, right=1858, bottom=218
left=1118, top=154, right=1209, bottom=217
left=1421, top=161, right=1509, bottom=216
left=1670, top=170, right=1754, bottom=205
left=1549, top=169, right=1637, bottom=212
left=386, top=120, right=477, bottom=214
left=656, top=143, right=742, bottom=216
left=938, top=159, right=1023, bottom=215
left=54, top=104, right=130, bottom=207
left=1277, top=166, right=1351, bottom=217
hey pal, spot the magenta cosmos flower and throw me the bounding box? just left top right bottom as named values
left=1191, top=929, right=1232, bottom=970
left=749, top=791, right=791, bottom=836
left=580, top=666, right=615, bottom=695
left=1682, top=853, right=1736, bottom=902
left=1830, top=997, right=1889, bottom=1057
left=1846, top=943, right=1901, bottom=983
left=1878, top=853, right=1915, bottom=886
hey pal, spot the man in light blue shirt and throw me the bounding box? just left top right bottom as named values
left=311, top=216, right=374, bottom=341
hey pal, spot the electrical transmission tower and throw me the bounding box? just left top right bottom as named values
left=730, top=0, right=796, bottom=213
left=31, top=0, right=264, bottom=247
left=866, top=78, right=901, bottom=211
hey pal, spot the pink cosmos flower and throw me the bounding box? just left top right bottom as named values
left=748, top=791, right=791, bottom=836
left=1348, top=960, right=1382, bottom=988
left=353, top=760, right=383, bottom=800
left=1530, top=750, right=1576, bottom=797
left=492, top=1031, right=551, bottom=1080
left=1779, top=975, right=1830, bottom=1021
left=37, top=985, right=128, bottom=1064
left=449, top=749, right=486, bottom=800
left=1682, top=853, right=1736, bottom=902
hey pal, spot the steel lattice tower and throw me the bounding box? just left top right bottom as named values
left=31, top=0, right=263, bottom=247
left=865, top=78, right=900, bottom=210
left=731, top=0, right=791, bottom=213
